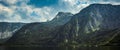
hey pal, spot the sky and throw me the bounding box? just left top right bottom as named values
left=0, top=0, right=120, bottom=23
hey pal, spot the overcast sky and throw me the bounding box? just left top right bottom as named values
left=0, top=0, right=120, bottom=23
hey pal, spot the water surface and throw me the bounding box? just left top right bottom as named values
left=0, top=46, right=120, bottom=50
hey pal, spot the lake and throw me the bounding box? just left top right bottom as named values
left=0, top=46, right=119, bottom=50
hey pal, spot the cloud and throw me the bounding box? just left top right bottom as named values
left=15, top=4, right=54, bottom=22
left=0, top=4, right=14, bottom=21
left=59, top=0, right=120, bottom=14
left=0, top=0, right=120, bottom=23
left=0, top=0, right=55, bottom=23
left=59, top=0, right=90, bottom=14
left=4, top=0, right=17, bottom=5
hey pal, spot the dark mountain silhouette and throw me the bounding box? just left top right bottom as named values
left=53, top=4, right=120, bottom=46
left=6, top=4, right=120, bottom=46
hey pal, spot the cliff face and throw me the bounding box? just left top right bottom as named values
left=55, top=4, right=120, bottom=46
left=6, top=4, right=120, bottom=46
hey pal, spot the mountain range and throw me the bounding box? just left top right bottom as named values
left=4, top=4, right=120, bottom=47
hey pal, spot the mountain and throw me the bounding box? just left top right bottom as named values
left=49, top=12, right=73, bottom=26
left=0, top=22, right=25, bottom=43
left=53, top=4, right=120, bottom=46
left=6, top=4, right=120, bottom=46
left=6, top=12, right=73, bottom=46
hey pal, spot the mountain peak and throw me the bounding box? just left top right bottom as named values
left=56, top=12, right=73, bottom=16
left=86, top=4, right=116, bottom=9
left=52, top=12, right=73, bottom=21
left=49, top=12, right=73, bottom=26
left=90, top=4, right=112, bottom=6
left=85, top=4, right=113, bottom=10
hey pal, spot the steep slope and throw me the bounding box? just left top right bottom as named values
left=54, top=4, right=120, bottom=46
left=0, top=22, right=25, bottom=43
left=6, top=12, right=73, bottom=46
left=6, top=4, right=120, bottom=46
left=49, top=12, right=73, bottom=26
left=105, top=30, right=120, bottom=46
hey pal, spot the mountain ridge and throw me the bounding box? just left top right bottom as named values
left=5, top=4, right=120, bottom=46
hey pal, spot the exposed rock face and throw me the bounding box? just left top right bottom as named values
left=6, top=4, right=120, bottom=46
left=50, top=12, right=73, bottom=26
left=55, top=4, right=120, bottom=46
